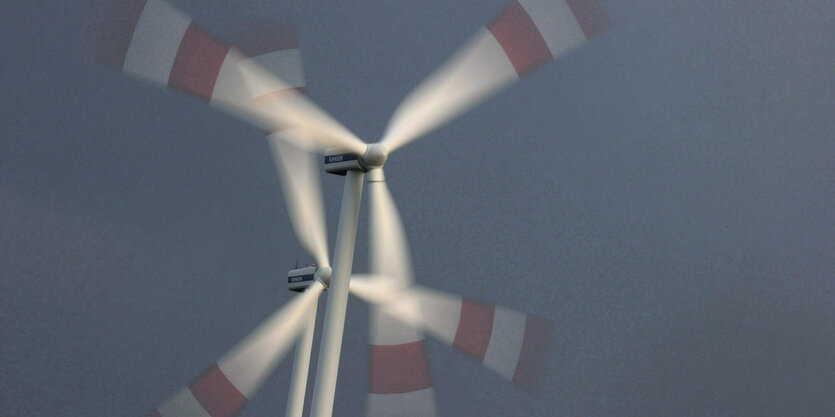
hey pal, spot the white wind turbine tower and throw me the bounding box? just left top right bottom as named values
left=90, top=0, right=610, bottom=416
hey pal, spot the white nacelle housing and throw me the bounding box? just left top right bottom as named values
left=288, top=266, right=317, bottom=292
left=324, top=148, right=362, bottom=176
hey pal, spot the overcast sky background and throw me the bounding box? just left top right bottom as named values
left=1, top=0, right=833, bottom=416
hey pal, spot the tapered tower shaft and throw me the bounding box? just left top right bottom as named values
left=309, top=170, right=365, bottom=417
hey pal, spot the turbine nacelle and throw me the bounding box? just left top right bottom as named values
left=288, top=265, right=333, bottom=292
left=323, top=143, right=388, bottom=175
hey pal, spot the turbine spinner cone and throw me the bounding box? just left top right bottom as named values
left=314, top=266, right=333, bottom=287
left=362, top=143, right=388, bottom=168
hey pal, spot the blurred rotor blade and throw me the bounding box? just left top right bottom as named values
left=365, top=170, right=437, bottom=417
left=351, top=277, right=549, bottom=391
left=380, top=0, right=610, bottom=152
left=236, top=60, right=367, bottom=154
left=368, top=169, right=413, bottom=288
left=222, top=13, right=329, bottom=266
left=89, top=0, right=366, bottom=153
left=90, top=0, right=272, bottom=122
left=149, top=282, right=325, bottom=417
left=350, top=274, right=402, bottom=306
left=366, top=307, right=437, bottom=417
left=267, top=131, right=329, bottom=267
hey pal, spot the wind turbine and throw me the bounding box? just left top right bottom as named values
left=91, top=0, right=611, bottom=416
left=90, top=1, right=341, bottom=416
left=313, top=1, right=610, bottom=413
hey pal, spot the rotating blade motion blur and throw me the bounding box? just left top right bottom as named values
left=150, top=282, right=325, bottom=417
left=380, top=0, right=610, bottom=152
left=90, top=0, right=366, bottom=154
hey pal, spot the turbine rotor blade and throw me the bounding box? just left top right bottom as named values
left=350, top=278, right=549, bottom=391
left=150, top=282, right=325, bottom=417
left=90, top=0, right=366, bottom=154
left=350, top=275, right=422, bottom=328
left=268, top=131, right=330, bottom=267
left=368, top=169, right=413, bottom=288
left=380, top=0, right=610, bottom=152
left=226, top=13, right=330, bottom=267
left=349, top=274, right=401, bottom=305
left=365, top=171, right=437, bottom=416
left=236, top=60, right=367, bottom=154
left=367, top=308, right=437, bottom=417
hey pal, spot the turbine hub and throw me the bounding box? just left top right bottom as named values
left=314, top=266, right=333, bottom=287
left=362, top=143, right=388, bottom=168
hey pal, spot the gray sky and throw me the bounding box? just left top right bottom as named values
left=1, top=0, right=833, bottom=416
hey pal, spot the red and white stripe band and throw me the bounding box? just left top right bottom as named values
left=488, top=0, right=611, bottom=77
left=92, top=0, right=305, bottom=106
left=367, top=308, right=437, bottom=417
left=369, top=341, right=432, bottom=394
left=417, top=289, right=549, bottom=390
left=453, top=300, right=548, bottom=388
left=149, top=281, right=325, bottom=417
left=152, top=363, right=247, bottom=417
left=379, top=0, right=610, bottom=151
